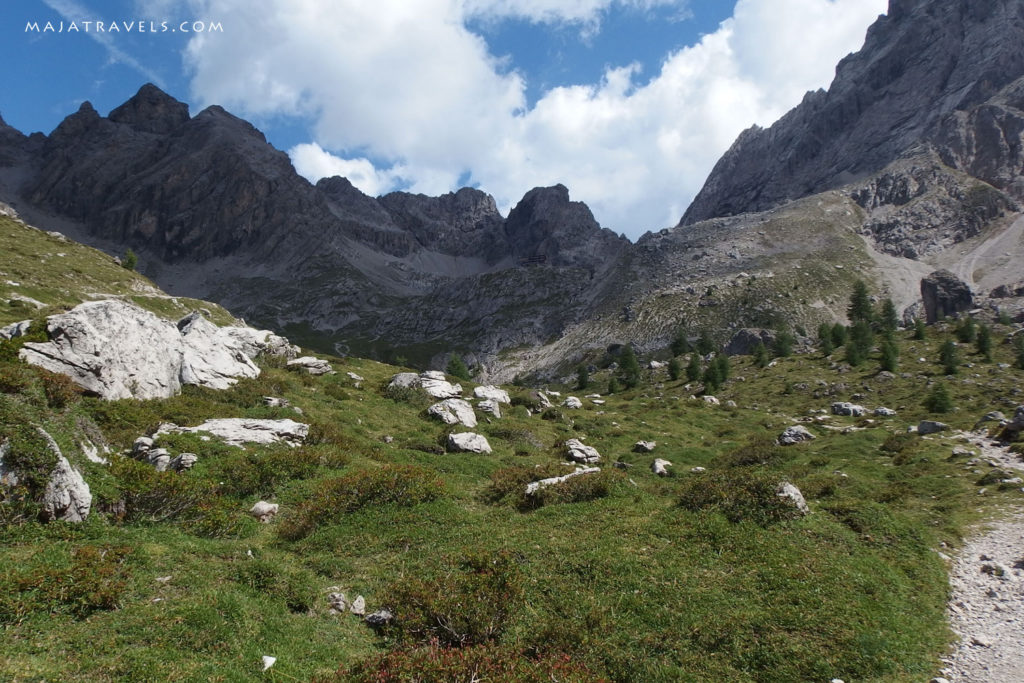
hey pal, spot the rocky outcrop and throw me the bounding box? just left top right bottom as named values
left=832, top=402, right=867, bottom=417
left=473, top=385, right=510, bottom=404
left=156, top=419, right=309, bottom=447
left=921, top=270, right=974, bottom=323
left=725, top=329, right=777, bottom=357
left=18, top=300, right=280, bottom=400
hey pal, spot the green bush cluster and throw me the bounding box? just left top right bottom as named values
left=379, top=551, right=523, bottom=648
left=677, top=469, right=804, bottom=526
left=331, top=644, right=602, bottom=683
left=718, top=435, right=790, bottom=468
left=278, top=465, right=443, bottom=540
left=232, top=557, right=319, bottom=613
left=0, top=545, right=131, bottom=625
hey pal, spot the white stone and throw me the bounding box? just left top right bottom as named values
left=565, top=439, right=601, bottom=464
left=778, top=425, right=816, bottom=446
left=474, top=385, right=510, bottom=403
left=170, top=453, right=198, bottom=471
left=250, top=501, right=279, bottom=523
left=832, top=402, right=867, bottom=417
left=874, top=407, right=897, bottom=417
left=562, top=396, right=583, bottom=409
left=651, top=459, right=673, bottom=476
left=703, top=395, right=720, bottom=405
left=428, top=399, right=478, bottom=427
left=776, top=482, right=810, bottom=515
left=690, top=466, right=707, bottom=474
left=526, top=467, right=600, bottom=495
left=446, top=432, right=492, bottom=454
left=633, top=441, right=657, bottom=453
left=261, top=656, right=276, bottom=671
left=477, top=399, right=502, bottom=418
left=287, top=356, right=334, bottom=375
left=220, top=326, right=299, bottom=359
left=649, top=360, right=666, bottom=369
left=349, top=595, right=366, bottom=616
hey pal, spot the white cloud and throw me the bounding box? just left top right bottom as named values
left=289, top=142, right=404, bottom=197
left=180, top=0, right=888, bottom=238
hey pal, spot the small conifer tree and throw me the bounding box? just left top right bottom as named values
left=878, top=298, right=899, bottom=335
left=923, top=382, right=953, bottom=414
left=753, top=342, right=770, bottom=368
left=939, top=340, right=960, bottom=375
left=667, top=357, right=682, bottom=382
left=847, top=280, right=873, bottom=324
left=817, top=323, right=834, bottom=356
left=685, top=354, right=701, bottom=383
left=913, top=318, right=927, bottom=340
left=619, top=345, right=641, bottom=389
left=576, top=364, right=590, bottom=390
left=670, top=329, right=690, bottom=356
left=831, top=323, right=848, bottom=348
left=879, top=341, right=899, bottom=373
left=446, top=354, right=471, bottom=381
left=975, top=324, right=992, bottom=362
left=122, top=248, right=138, bottom=271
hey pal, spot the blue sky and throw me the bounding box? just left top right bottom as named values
left=0, top=0, right=888, bottom=238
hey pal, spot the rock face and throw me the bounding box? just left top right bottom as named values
left=427, top=399, right=478, bottom=428
left=682, top=0, right=1024, bottom=224
left=921, top=270, right=974, bottom=323
left=18, top=300, right=282, bottom=400
left=725, top=329, right=777, bottom=357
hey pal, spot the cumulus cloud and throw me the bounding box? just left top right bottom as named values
left=180, top=0, right=887, bottom=237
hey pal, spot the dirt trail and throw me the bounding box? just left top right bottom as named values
left=938, top=430, right=1024, bottom=683
left=951, top=215, right=1024, bottom=292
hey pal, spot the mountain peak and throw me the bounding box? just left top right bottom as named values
left=108, top=83, right=189, bottom=134
left=681, top=0, right=1024, bottom=225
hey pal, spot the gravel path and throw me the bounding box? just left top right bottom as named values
left=937, top=430, right=1024, bottom=683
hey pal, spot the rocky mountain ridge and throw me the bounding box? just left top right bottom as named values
left=2, top=0, right=1024, bottom=380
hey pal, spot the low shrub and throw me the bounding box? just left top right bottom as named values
left=677, top=469, right=803, bottom=526
left=204, top=445, right=324, bottom=498
left=0, top=545, right=131, bottom=625
left=380, top=550, right=523, bottom=648
left=485, top=464, right=618, bottom=511
left=0, top=422, right=60, bottom=495
left=509, top=390, right=545, bottom=412
left=880, top=432, right=918, bottom=456
left=232, top=557, right=319, bottom=613
left=278, top=465, right=443, bottom=540
left=718, top=435, right=791, bottom=468
left=110, top=456, right=215, bottom=523
left=382, top=383, right=433, bottom=409
left=0, top=363, right=33, bottom=394
left=329, top=644, right=602, bottom=683
left=37, top=369, right=82, bottom=409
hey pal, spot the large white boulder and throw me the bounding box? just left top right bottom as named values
left=446, top=432, right=492, bottom=454
left=387, top=371, right=462, bottom=399
left=287, top=356, right=335, bottom=375
left=220, top=326, right=299, bottom=359
left=831, top=402, right=867, bottom=417
left=20, top=300, right=185, bottom=400
left=477, top=399, right=502, bottom=418
left=157, top=419, right=309, bottom=448
left=18, top=301, right=283, bottom=400
left=428, top=399, right=478, bottom=428
left=473, top=385, right=510, bottom=404
left=0, top=319, right=31, bottom=340
left=419, top=371, right=463, bottom=399
left=562, top=396, right=583, bottom=409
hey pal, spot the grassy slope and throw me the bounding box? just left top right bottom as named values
left=1, top=216, right=1023, bottom=681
